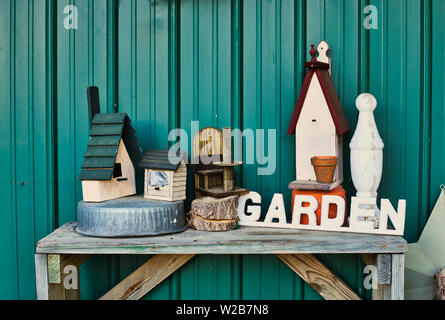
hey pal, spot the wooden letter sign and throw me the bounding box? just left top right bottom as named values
left=237, top=192, right=406, bottom=236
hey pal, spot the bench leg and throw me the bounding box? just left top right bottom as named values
left=372, top=253, right=404, bottom=300
left=35, top=254, right=49, bottom=300
left=390, top=253, right=404, bottom=300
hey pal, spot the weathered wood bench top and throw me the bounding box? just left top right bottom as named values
left=36, top=222, right=407, bottom=255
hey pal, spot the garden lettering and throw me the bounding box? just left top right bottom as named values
left=237, top=192, right=406, bottom=236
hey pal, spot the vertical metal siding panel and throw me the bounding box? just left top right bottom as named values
left=0, top=0, right=56, bottom=299
left=231, top=0, right=242, bottom=300
left=116, top=0, right=150, bottom=299
left=369, top=0, right=425, bottom=245
left=178, top=0, right=195, bottom=149
left=337, top=0, right=365, bottom=298
left=386, top=0, right=406, bottom=215
left=15, top=0, right=36, bottom=299
left=0, top=0, right=19, bottom=299
left=176, top=0, right=240, bottom=300
left=93, top=0, right=115, bottom=113
left=303, top=0, right=368, bottom=299
left=259, top=0, right=280, bottom=299
left=216, top=255, right=234, bottom=299
left=216, top=0, right=232, bottom=128
left=57, top=0, right=116, bottom=300
left=345, top=0, right=370, bottom=299
left=278, top=0, right=300, bottom=300
left=419, top=0, right=432, bottom=231
left=33, top=0, right=55, bottom=257
left=116, top=0, right=180, bottom=300
left=404, top=0, right=424, bottom=242
left=430, top=0, right=445, bottom=215
left=198, top=0, right=230, bottom=300
left=178, top=0, right=196, bottom=299
left=85, top=1, right=121, bottom=301
left=197, top=0, right=214, bottom=126
left=240, top=0, right=262, bottom=300
left=57, top=0, right=76, bottom=226
left=153, top=0, right=174, bottom=150
left=369, top=0, right=386, bottom=198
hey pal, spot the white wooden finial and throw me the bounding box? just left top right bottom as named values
left=350, top=93, right=384, bottom=198
left=317, top=41, right=331, bottom=74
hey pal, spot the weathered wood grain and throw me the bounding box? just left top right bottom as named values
left=35, top=254, right=49, bottom=300
left=390, top=254, right=404, bottom=300
left=277, top=254, right=361, bottom=300
left=100, top=254, right=195, bottom=300
left=190, top=196, right=238, bottom=220
left=189, top=214, right=237, bottom=231
left=36, top=223, right=407, bottom=255
left=377, top=254, right=391, bottom=284
left=222, top=127, right=232, bottom=164
left=288, top=178, right=343, bottom=191
left=195, top=186, right=249, bottom=198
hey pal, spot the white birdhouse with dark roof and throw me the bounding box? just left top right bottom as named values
left=287, top=42, right=349, bottom=190
left=79, top=87, right=143, bottom=202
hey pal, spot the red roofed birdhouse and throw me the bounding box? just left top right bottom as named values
left=288, top=42, right=349, bottom=190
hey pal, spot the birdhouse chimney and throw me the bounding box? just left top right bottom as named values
left=87, top=86, right=101, bottom=127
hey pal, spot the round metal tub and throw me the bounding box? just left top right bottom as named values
left=76, top=195, right=186, bottom=237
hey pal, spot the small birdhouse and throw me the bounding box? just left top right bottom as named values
left=139, top=150, right=187, bottom=202
left=79, top=86, right=143, bottom=202
left=287, top=42, right=349, bottom=190
left=79, top=112, right=143, bottom=202
left=193, top=127, right=248, bottom=198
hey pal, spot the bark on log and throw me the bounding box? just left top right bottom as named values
left=189, top=214, right=237, bottom=232
left=190, top=195, right=238, bottom=220
left=435, top=267, right=445, bottom=300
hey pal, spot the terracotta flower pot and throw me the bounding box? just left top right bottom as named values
left=311, top=156, right=338, bottom=183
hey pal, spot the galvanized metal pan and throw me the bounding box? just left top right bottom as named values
left=76, top=195, right=186, bottom=237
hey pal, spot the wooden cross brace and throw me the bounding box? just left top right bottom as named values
left=99, top=254, right=362, bottom=300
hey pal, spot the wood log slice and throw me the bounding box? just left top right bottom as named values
left=190, top=195, right=238, bottom=220
left=435, top=267, right=445, bottom=300
left=189, top=214, right=237, bottom=232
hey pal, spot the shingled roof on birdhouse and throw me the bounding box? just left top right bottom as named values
left=287, top=44, right=349, bottom=136
left=79, top=112, right=143, bottom=181
left=138, top=149, right=184, bottom=171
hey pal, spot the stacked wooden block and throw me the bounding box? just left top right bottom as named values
left=188, top=195, right=238, bottom=231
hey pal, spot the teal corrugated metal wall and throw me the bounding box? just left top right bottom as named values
left=0, top=0, right=444, bottom=299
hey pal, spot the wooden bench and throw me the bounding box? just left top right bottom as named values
left=35, top=222, right=407, bottom=300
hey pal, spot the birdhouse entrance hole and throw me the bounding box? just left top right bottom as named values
left=113, top=163, right=122, bottom=178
